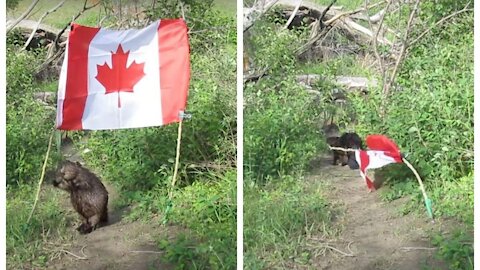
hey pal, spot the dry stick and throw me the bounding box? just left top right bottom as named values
left=168, top=121, right=184, bottom=200
left=330, top=146, right=433, bottom=219
left=323, top=0, right=387, bottom=26
left=366, top=0, right=392, bottom=85
left=402, top=157, right=433, bottom=220
left=383, top=0, right=420, bottom=97
left=54, top=0, right=100, bottom=49
left=129, top=250, right=165, bottom=254
left=60, top=249, right=88, bottom=260
left=22, top=0, right=67, bottom=51
left=408, top=5, right=473, bottom=48
left=283, top=0, right=303, bottom=30
left=6, top=0, right=41, bottom=33
left=400, top=247, right=437, bottom=252
left=27, top=130, right=55, bottom=224
left=322, top=244, right=355, bottom=257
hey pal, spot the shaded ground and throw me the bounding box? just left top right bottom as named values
left=307, top=155, right=448, bottom=270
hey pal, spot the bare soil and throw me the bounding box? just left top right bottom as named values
left=46, top=180, right=177, bottom=270
left=307, top=155, right=448, bottom=270
left=46, top=141, right=177, bottom=270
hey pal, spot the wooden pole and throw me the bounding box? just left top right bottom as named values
left=163, top=120, right=183, bottom=224
left=402, top=158, right=434, bottom=220
left=169, top=120, right=183, bottom=200
left=27, top=130, right=55, bottom=224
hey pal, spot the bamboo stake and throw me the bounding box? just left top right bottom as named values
left=163, top=120, right=183, bottom=224
left=27, top=130, right=55, bottom=224
left=402, top=158, right=434, bottom=220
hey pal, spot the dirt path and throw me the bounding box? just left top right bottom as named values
left=47, top=180, right=177, bottom=270
left=46, top=141, right=177, bottom=270
left=307, top=155, right=447, bottom=270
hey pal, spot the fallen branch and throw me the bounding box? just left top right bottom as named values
left=22, top=0, right=67, bottom=51
left=6, top=0, right=41, bottom=34
left=383, top=0, right=421, bottom=97
left=319, top=0, right=338, bottom=29
left=129, top=250, right=165, bottom=254
left=400, top=247, right=437, bottom=252
left=244, top=0, right=280, bottom=32
left=60, top=248, right=88, bottom=260
left=54, top=0, right=100, bottom=49
left=323, top=244, right=355, bottom=257
left=283, top=0, right=303, bottom=30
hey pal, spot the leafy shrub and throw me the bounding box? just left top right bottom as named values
left=159, top=170, right=236, bottom=269
left=346, top=8, right=473, bottom=268
left=244, top=22, right=324, bottom=184
left=6, top=43, right=58, bottom=186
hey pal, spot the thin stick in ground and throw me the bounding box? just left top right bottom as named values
left=27, top=130, right=55, bottom=224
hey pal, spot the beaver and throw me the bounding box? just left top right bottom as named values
left=53, top=160, right=108, bottom=234
left=338, top=132, right=363, bottom=169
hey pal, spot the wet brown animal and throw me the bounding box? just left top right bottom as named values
left=338, top=132, right=364, bottom=169
left=323, top=123, right=347, bottom=165
left=53, top=160, right=108, bottom=234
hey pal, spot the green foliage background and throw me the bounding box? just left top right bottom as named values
left=6, top=1, right=237, bottom=269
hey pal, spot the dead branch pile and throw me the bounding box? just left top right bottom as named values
left=272, top=0, right=394, bottom=60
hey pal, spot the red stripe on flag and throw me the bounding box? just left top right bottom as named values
left=158, top=19, right=190, bottom=125
left=359, top=150, right=375, bottom=190
left=59, top=24, right=100, bottom=130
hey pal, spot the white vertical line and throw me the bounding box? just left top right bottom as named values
left=236, top=0, right=244, bottom=269
left=474, top=1, right=479, bottom=268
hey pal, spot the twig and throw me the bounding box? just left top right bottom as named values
left=323, top=244, right=355, bottom=257
left=323, top=0, right=386, bottom=25
left=129, top=250, right=165, bottom=254
left=54, top=0, right=100, bottom=49
left=6, top=0, right=41, bottom=33
left=400, top=247, right=437, bottom=251
left=370, top=0, right=393, bottom=87
left=383, top=0, right=420, bottom=97
left=402, top=157, right=434, bottom=220
left=408, top=4, right=473, bottom=48
left=27, top=129, right=55, bottom=224
left=22, top=0, right=67, bottom=51
left=60, top=249, right=88, bottom=260
left=319, top=0, right=338, bottom=29
left=283, top=0, right=303, bottom=30
left=329, top=146, right=357, bottom=152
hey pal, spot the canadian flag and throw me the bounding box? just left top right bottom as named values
left=56, top=19, right=190, bottom=130
left=355, top=135, right=403, bottom=191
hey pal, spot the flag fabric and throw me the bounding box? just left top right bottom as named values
left=355, top=135, right=403, bottom=190
left=56, top=19, right=190, bottom=130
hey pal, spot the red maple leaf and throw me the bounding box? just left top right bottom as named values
left=96, top=44, right=146, bottom=108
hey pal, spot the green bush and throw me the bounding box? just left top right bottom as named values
left=159, top=170, right=236, bottom=269
left=347, top=8, right=473, bottom=268
left=6, top=44, right=58, bottom=186
left=244, top=22, right=324, bottom=184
